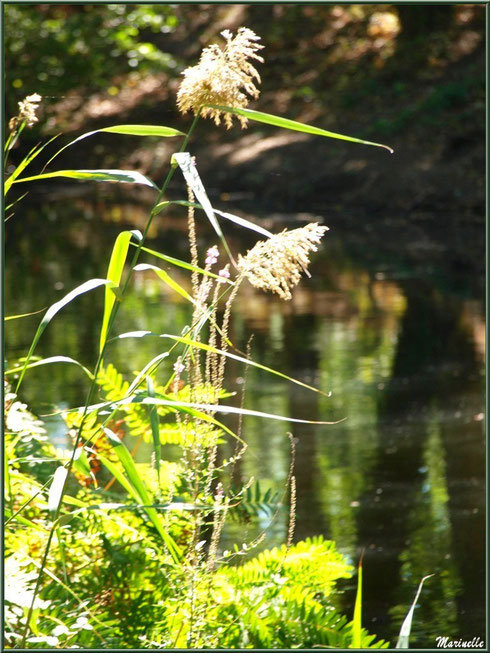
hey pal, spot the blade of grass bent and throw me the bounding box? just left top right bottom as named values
left=15, top=278, right=116, bottom=392
left=396, top=574, right=434, bottom=649
left=133, top=396, right=344, bottom=426
left=206, top=106, right=394, bottom=153
left=133, top=263, right=194, bottom=303
left=162, top=334, right=332, bottom=398
left=5, top=356, right=94, bottom=381
left=45, top=124, right=184, bottom=169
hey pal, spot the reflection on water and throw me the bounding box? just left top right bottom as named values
left=5, top=189, right=485, bottom=647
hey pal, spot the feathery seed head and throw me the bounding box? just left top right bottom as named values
left=237, top=223, right=328, bottom=300
left=9, top=93, right=42, bottom=130
left=177, top=27, right=264, bottom=129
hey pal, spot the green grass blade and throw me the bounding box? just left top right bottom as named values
left=98, top=125, right=184, bottom=137
left=12, top=168, right=158, bottom=190
left=146, top=376, right=161, bottom=484
left=5, top=356, right=94, bottom=380
left=73, top=393, right=343, bottom=431
left=130, top=241, right=234, bottom=283
left=133, top=263, right=195, bottom=303
left=45, top=124, right=184, bottom=169
left=206, top=105, right=394, bottom=153
left=103, top=428, right=182, bottom=562
left=352, top=556, right=363, bottom=648
left=134, top=396, right=343, bottom=426
left=396, top=575, right=434, bottom=649
left=162, top=334, right=331, bottom=398
left=171, top=152, right=235, bottom=263
left=15, top=278, right=115, bottom=392
left=212, top=206, right=274, bottom=238
left=100, top=230, right=142, bottom=355
left=48, top=467, right=69, bottom=514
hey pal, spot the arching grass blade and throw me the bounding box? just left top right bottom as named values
left=45, top=124, right=184, bottom=169
left=5, top=308, right=46, bottom=321
left=206, top=105, right=394, bottom=153
left=130, top=241, right=234, bottom=283
left=5, top=356, right=94, bottom=381
left=162, top=334, right=332, bottom=398
left=133, top=263, right=195, bottom=303
left=396, top=575, right=434, bottom=649
left=15, top=278, right=116, bottom=392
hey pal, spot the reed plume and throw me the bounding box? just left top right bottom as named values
left=177, top=27, right=264, bottom=128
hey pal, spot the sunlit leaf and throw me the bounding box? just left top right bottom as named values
left=46, top=124, right=184, bottom=168
left=162, top=334, right=332, bottom=398
left=133, top=263, right=194, bottom=303
left=12, top=169, right=158, bottom=189
left=100, top=230, right=142, bottom=355
left=130, top=241, right=234, bottom=283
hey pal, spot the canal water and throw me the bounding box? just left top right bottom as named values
left=5, top=183, right=485, bottom=647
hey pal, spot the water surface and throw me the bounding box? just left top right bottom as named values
left=5, top=185, right=485, bottom=647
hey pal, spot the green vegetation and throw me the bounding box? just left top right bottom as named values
left=5, top=23, right=443, bottom=650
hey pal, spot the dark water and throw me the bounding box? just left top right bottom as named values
left=5, top=185, right=485, bottom=648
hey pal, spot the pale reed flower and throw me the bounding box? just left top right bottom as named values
left=9, top=93, right=42, bottom=130
left=177, top=27, right=264, bottom=129
left=237, top=223, right=328, bottom=300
